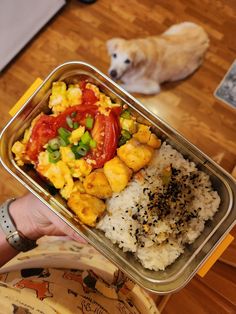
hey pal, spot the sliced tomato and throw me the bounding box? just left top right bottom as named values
left=26, top=115, right=57, bottom=162
left=26, top=105, right=99, bottom=162
left=86, top=112, right=120, bottom=169
left=82, top=88, right=98, bottom=106
left=111, top=105, right=122, bottom=117
left=54, top=105, right=98, bottom=130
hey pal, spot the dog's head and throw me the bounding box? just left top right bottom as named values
left=106, top=38, right=145, bottom=80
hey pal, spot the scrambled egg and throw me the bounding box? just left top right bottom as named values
left=69, top=126, right=85, bottom=145
left=67, top=84, right=82, bottom=105
left=11, top=141, right=26, bottom=166
left=86, top=82, right=120, bottom=116
left=37, top=151, right=74, bottom=199
left=36, top=147, right=93, bottom=200
left=11, top=114, right=43, bottom=166
left=60, top=147, right=92, bottom=178
left=70, top=159, right=92, bottom=178
left=49, top=82, right=82, bottom=114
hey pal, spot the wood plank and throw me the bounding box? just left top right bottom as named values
left=0, top=0, right=235, bottom=312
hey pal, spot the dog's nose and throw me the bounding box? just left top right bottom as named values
left=110, top=69, right=117, bottom=79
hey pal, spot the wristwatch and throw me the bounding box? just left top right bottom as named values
left=0, top=198, right=37, bottom=252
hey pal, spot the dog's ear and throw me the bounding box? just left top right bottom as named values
left=133, top=48, right=146, bottom=66
left=106, top=38, right=124, bottom=55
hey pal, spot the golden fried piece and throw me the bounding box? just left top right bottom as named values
left=133, top=124, right=152, bottom=143
left=68, top=192, right=106, bottom=227
left=117, top=138, right=154, bottom=172
left=147, top=133, right=161, bottom=149
left=133, top=124, right=161, bottom=149
left=104, top=157, right=132, bottom=193
left=83, top=170, right=113, bottom=199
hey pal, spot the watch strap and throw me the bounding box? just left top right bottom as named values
left=0, top=198, right=37, bottom=252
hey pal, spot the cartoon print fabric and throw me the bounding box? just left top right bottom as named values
left=0, top=239, right=159, bottom=314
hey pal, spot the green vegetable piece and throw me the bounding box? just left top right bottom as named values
left=71, top=143, right=89, bottom=159
left=162, top=165, right=172, bottom=185
left=71, top=111, right=77, bottom=118
left=66, top=115, right=74, bottom=128
left=48, top=150, right=61, bottom=163
left=121, top=129, right=131, bottom=140
left=121, top=109, right=131, bottom=119
left=77, top=146, right=88, bottom=156
left=118, top=136, right=128, bottom=147
left=81, top=131, right=92, bottom=144
left=58, top=127, right=71, bottom=145
left=46, top=146, right=54, bottom=153
left=85, top=116, right=94, bottom=129
left=89, top=139, right=97, bottom=148
left=71, top=145, right=81, bottom=159
left=58, top=137, right=68, bottom=147
left=48, top=138, right=60, bottom=151
left=73, top=122, right=79, bottom=129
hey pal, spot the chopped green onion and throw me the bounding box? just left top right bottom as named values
left=58, top=137, right=68, bottom=147
left=118, top=136, right=127, bottom=147
left=81, top=131, right=92, bottom=144
left=48, top=138, right=60, bottom=151
left=79, top=142, right=90, bottom=152
left=48, top=150, right=61, bottom=163
left=121, top=109, right=131, bottom=119
left=58, top=127, right=71, bottom=145
left=71, top=145, right=81, bottom=159
left=71, top=144, right=89, bottom=159
left=46, top=146, right=54, bottom=153
left=121, top=129, right=131, bottom=140
left=118, top=130, right=131, bottom=147
left=89, top=139, right=97, bottom=148
left=85, top=116, right=94, bottom=129
left=77, top=146, right=89, bottom=156
left=71, top=111, right=77, bottom=118
left=73, top=122, right=79, bottom=129
left=66, top=116, right=74, bottom=128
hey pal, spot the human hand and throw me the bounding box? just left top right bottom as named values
left=9, top=193, right=86, bottom=243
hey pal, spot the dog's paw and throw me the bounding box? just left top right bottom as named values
left=119, top=81, right=161, bottom=95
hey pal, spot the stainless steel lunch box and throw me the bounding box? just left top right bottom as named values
left=1, top=61, right=235, bottom=294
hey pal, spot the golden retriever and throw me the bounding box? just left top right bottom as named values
left=107, top=22, right=209, bottom=94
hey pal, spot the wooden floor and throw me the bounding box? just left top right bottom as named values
left=0, top=0, right=236, bottom=312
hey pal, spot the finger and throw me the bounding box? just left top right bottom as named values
left=58, top=223, right=88, bottom=244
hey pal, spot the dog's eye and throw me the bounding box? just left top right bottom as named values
left=124, top=59, right=131, bottom=64
left=112, top=53, right=117, bottom=58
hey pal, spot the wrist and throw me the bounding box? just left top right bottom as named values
left=9, top=195, right=42, bottom=241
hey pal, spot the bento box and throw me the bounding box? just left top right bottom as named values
left=0, top=61, right=236, bottom=294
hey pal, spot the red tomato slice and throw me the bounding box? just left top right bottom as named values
left=86, top=112, right=120, bottom=169
left=54, top=105, right=98, bottom=130
left=26, top=105, right=99, bottom=162
left=111, top=105, right=122, bottom=117
left=26, top=115, right=57, bottom=161
left=82, top=88, right=98, bottom=106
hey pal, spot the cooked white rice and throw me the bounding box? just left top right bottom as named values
left=97, top=142, right=221, bottom=271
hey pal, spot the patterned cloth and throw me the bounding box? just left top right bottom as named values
left=0, top=237, right=159, bottom=314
